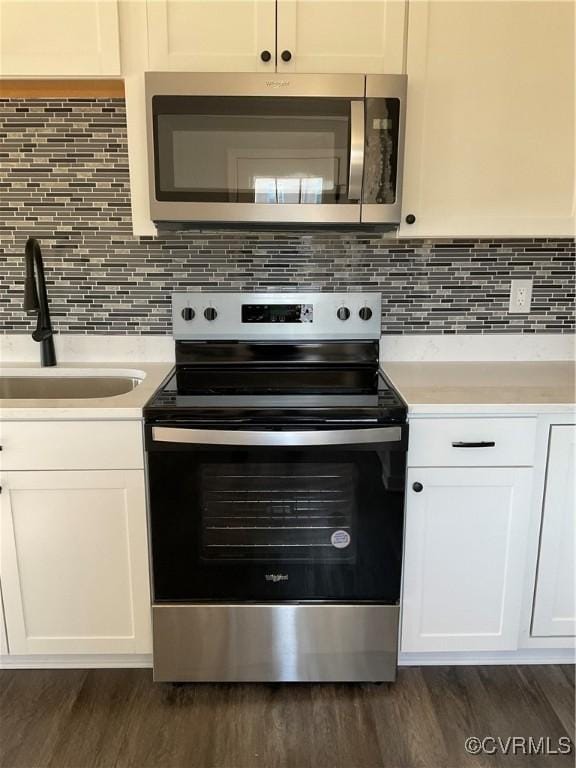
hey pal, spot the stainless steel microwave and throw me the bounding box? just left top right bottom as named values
left=145, top=72, right=407, bottom=227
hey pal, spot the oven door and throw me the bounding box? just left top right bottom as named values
left=146, top=425, right=407, bottom=603
left=145, top=73, right=365, bottom=224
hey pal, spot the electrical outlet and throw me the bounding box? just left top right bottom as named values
left=509, top=279, right=533, bottom=314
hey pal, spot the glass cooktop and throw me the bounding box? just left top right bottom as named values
left=144, top=368, right=406, bottom=426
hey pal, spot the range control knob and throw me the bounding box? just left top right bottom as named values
left=359, top=306, right=373, bottom=321
left=181, top=307, right=195, bottom=321
left=204, top=307, right=218, bottom=321
left=337, top=306, right=350, bottom=321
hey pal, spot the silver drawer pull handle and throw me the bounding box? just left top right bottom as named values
left=451, top=441, right=496, bottom=448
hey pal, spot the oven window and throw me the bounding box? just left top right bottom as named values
left=200, top=463, right=356, bottom=562
left=152, top=96, right=352, bottom=204
left=148, top=444, right=406, bottom=603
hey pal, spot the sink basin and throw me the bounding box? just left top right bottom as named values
left=0, top=374, right=142, bottom=400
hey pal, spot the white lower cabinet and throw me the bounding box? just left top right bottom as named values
left=531, top=425, right=576, bottom=638
left=401, top=466, right=532, bottom=653
left=0, top=583, right=7, bottom=655
left=0, top=470, right=151, bottom=656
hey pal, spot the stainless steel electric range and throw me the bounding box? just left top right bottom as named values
left=144, top=292, right=408, bottom=683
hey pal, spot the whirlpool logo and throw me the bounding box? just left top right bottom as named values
left=266, top=80, right=290, bottom=88
left=265, top=573, right=289, bottom=582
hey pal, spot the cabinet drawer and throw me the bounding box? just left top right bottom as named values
left=0, top=421, right=143, bottom=471
left=408, top=418, right=537, bottom=467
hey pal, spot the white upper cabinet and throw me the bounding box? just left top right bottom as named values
left=532, top=425, right=576, bottom=638
left=0, top=0, right=120, bottom=77
left=277, top=0, right=406, bottom=74
left=400, top=0, right=575, bottom=237
left=147, top=0, right=276, bottom=71
left=146, top=0, right=406, bottom=74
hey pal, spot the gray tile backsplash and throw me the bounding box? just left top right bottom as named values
left=1, top=98, right=574, bottom=336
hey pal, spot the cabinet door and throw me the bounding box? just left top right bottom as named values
left=401, top=467, right=532, bottom=652
left=0, top=470, right=151, bottom=655
left=0, top=0, right=120, bottom=76
left=532, top=426, right=576, bottom=638
left=147, top=0, right=276, bottom=71
left=0, top=582, right=7, bottom=655
left=400, top=1, right=575, bottom=237
left=277, top=0, right=406, bottom=74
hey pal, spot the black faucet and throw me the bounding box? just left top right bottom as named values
left=24, top=237, right=57, bottom=367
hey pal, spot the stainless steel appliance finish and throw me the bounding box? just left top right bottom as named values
left=148, top=202, right=363, bottom=225
left=348, top=100, right=365, bottom=202
left=172, top=291, right=382, bottom=341
left=152, top=425, right=402, bottom=447
left=146, top=72, right=406, bottom=227
left=362, top=75, right=407, bottom=225
left=146, top=71, right=366, bottom=99
left=145, top=291, right=407, bottom=683
left=153, top=604, right=399, bottom=683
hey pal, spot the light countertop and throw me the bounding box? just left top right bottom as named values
left=0, top=362, right=174, bottom=420
left=1, top=359, right=575, bottom=420
left=383, top=361, right=576, bottom=416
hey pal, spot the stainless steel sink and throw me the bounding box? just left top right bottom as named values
left=0, top=375, right=140, bottom=400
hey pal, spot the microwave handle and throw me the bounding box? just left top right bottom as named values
left=348, top=100, right=365, bottom=202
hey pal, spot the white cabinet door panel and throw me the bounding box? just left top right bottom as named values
left=0, top=582, right=7, bottom=655
left=277, top=0, right=406, bottom=74
left=402, top=467, right=532, bottom=652
left=1, top=470, right=151, bottom=655
left=532, top=425, right=576, bottom=638
left=0, top=0, right=120, bottom=76
left=400, top=0, right=575, bottom=237
left=147, top=0, right=276, bottom=71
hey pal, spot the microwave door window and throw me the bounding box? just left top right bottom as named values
left=153, top=96, right=354, bottom=204
left=233, top=145, right=339, bottom=204
left=254, top=176, right=325, bottom=205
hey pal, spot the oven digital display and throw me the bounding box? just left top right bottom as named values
left=241, top=304, right=313, bottom=323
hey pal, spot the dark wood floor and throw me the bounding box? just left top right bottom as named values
left=0, top=665, right=573, bottom=768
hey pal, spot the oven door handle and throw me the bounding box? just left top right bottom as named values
left=151, top=426, right=402, bottom=447
left=348, top=100, right=365, bottom=202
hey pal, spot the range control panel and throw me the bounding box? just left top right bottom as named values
left=172, top=292, right=382, bottom=341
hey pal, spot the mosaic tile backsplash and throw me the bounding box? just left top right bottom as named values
left=0, top=98, right=574, bottom=336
